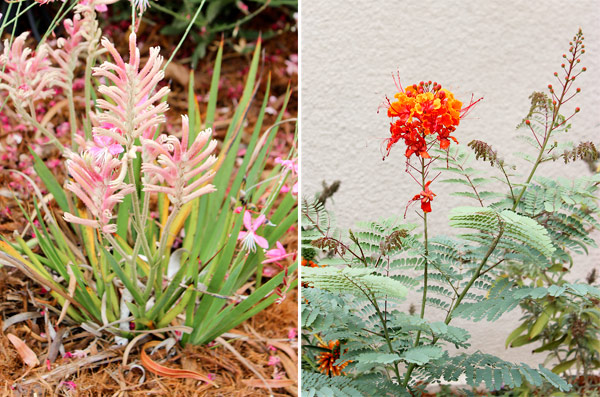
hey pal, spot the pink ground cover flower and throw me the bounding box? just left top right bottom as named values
left=141, top=115, right=217, bottom=205
left=238, top=211, right=268, bottom=252
left=63, top=151, right=134, bottom=234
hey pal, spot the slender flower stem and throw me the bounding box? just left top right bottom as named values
left=18, top=105, right=65, bottom=151
left=83, top=53, right=95, bottom=140
left=127, top=158, right=153, bottom=262
left=144, top=203, right=181, bottom=299
left=66, top=87, right=78, bottom=150
left=403, top=158, right=430, bottom=388
left=104, top=233, right=131, bottom=261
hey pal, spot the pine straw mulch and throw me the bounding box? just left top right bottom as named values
left=0, top=11, right=298, bottom=397
left=0, top=266, right=298, bottom=396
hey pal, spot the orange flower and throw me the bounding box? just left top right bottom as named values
left=316, top=340, right=351, bottom=377
left=384, top=80, right=479, bottom=159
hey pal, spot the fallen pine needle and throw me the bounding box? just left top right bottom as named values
left=215, top=336, right=274, bottom=396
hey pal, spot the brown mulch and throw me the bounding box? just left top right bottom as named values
left=0, top=6, right=298, bottom=397
left=0, top=267, right=298, bottom=396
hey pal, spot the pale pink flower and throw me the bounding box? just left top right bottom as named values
left=275, top=157, right=298, bottom=173
left=50, top=15, right=87, bottom=90
left=92, top=32, right=170, bottom=145
left=142, top=115, right=217, bottom=205
left=275, top=157, right=298, bottom=194
left=0, top=32, right=57, bottom=104
left=238, top=211, right=268, bottom=252
left=78, top=0, right=113, bottom=12
left=63, top=150, right=134, bottom=234
left=262, top=241, right=294, bottom=265
left=88, top=135, right=124, bottom=163
left=285, top=54, right=298, bottom=76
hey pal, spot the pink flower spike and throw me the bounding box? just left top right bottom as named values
left=262, top=241, right=293, bottom=264
left=238, top=211, right=268, bottom=252
left=92, top=32, right=170, bottom=144
left=141, top=115, right=218, bottom=205
left=63, top=150, right=134, bottom=234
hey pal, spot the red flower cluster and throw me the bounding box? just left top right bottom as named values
left=385, top=81, right=478, bottom=159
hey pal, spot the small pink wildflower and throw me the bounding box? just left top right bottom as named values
left=267, top=356, right=280, bottom=366
left=288, top=328, right=297, bottom=340
left=238, top=211, right=268, bottom=252
left=262, top=241, right=294, bottom=265
left=207, top=373, right=216, bottom=381
left=56, top=122, right=70, bottom=137
left=46, top=159, right=61, bottom=169
left=234, top=206, right=243, bottom=214
left=275, top=157, right=298, bottom=195
left=285, top=54, right=298, bottom=76
left=61, top=381, right=77, bottom=390
left=132, top=0, right=150, bottom=13
left=268, top=345, right=277, bottom=352
left=262, top=266, right=278, bottom=278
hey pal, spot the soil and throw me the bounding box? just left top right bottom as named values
left=0, top=4, right=298, bottom=396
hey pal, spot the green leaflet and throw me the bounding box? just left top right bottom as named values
left=400, top=346, right=443, bottom=366
left=302, top=266, right=408, bottom=300
left=449, top=206, right=555, bottom=258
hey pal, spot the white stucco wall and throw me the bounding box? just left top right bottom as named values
left=300, top=1, right=600, bottom=366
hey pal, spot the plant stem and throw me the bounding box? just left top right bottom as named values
left=19, top=105, right=65, bottom=152
left=127, top=159, right=153, bottom=262
left=402, top=159, right=430, bottom=389
left=415, top=159, right=430, bottom=343
left=66, top=87, right=78, bottom=150
left=83, top=52, right=95, bottom=140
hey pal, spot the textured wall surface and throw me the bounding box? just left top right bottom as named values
left=301, top=1, right=600, bottom=366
